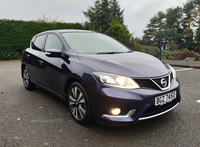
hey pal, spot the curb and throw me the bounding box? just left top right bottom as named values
left=166, top=64, right=200, bottom=69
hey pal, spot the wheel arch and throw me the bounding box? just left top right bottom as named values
left=64, top=73, right=90, bottom=102
left=21, top=63, right=26, bottom=78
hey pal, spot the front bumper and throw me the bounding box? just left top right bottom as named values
left=88, top=78, right=181, bottom=126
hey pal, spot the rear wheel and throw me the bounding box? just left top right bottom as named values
left=67, top=82, right=91, bottom=125
left=22, top=66, right=36, bottom=90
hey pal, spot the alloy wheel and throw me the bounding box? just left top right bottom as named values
left=23, top=67, right=29, bottom=88
left=69, top=86, right=86, bottom=120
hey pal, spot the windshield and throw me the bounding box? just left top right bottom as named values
left=61, top=32, right=130, bottom=54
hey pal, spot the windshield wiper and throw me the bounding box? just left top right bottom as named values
left=126, top=50, right=134, bottom=53
left=97, top=52, right=125, bottom=55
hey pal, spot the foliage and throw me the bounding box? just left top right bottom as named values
left=162, top=50, right=175, bottom=59
left=133, top=43, right=145, bottom=53
left=132, top=42, right=160, bottom=58
left=134, top=37, right=144, bottom=45
left=35, top=14, right=64, bottom=23
left=83, top=0, right=131, bottom=49
left=181, top=51, right=196, bottom=59
left=143, top=11, right=165, bottom=48
left=83, top=0, right=125, bottom=32
left=132, top=37, right=160, bottom=58
left=183, top=48, right=189, bottom=52
left=144, top=46, right=160, bottom=58
left=195, top=52, right=200, bottom=61
left=0, top=49, right=21, bottom=60
left=104, top=18, right=132, bottom=47
left=110, top=0, right=124, bottom=24
left=143, top=0, right=200, bottom=52
left=0, top=19, right=83, bottom=60
left=168, top=40, right=179, bottom=51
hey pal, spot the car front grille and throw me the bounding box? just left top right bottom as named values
left=134, top=79, right=160, bottom=90
left=133, top=72, right=173, bottom=91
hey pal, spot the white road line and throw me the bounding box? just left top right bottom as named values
left=197, top=100, right=200, bottom=103
left=175, top=68, right=193, bottom=72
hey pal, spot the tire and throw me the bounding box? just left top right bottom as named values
left=67, top=82, right=91, bottom=125
left=22, top=66, right=36, bottom=90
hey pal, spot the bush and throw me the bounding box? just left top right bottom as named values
left=144, top=46, right=160, bottom=58
left=133, top=43, right=145, bottom=53
left=181, top=51, right=196, bottom=60
left=183, top=48, right=189, bottom=52
left=132, top=43, right=160, bottom=58
left=162, top=50, right=174, bottom=59
left=173, top=50, right=182, bottom=60
left=195, top=53, right=200, bottom=61
left=167, top=56, right=174, bottom=60
left=0, top=49, right=21, bottom=60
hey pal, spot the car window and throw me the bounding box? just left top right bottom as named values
left=32, top=35, right=46, bottom=51
left=44, top=34, right=63, bottom=51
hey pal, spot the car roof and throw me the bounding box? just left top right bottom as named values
left=46, top=29, right=93, bottom=33
left=35, top=29, right=95, bottom=37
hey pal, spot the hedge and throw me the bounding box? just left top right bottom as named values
left=0, top=19, right=83, bottom=60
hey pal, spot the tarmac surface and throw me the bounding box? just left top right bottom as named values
left=0, top=59, right=200, bottom=147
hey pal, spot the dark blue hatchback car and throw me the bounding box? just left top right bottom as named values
left=21, top=30, right=181, bottom=126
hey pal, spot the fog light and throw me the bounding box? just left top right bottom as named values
left=111, top=108, right=121, bottom=115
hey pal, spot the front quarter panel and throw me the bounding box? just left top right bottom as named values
left=61, top=51, right=102, bottom=100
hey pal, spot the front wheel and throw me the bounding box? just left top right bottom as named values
left=22, top=66, right=36, bottom=90
left=67, top=82, right=91, bottom=125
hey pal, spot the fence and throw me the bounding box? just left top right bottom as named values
left=143, top=33, right=200, bottom=60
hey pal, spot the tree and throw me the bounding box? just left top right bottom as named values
left=83, top=0, right=124, bottom=32
left=143, top=0, right=200, bottom=52
left=83, top=0, right=132, bottom=48
left=160, top=7, right=184, bottom=50
left=143, top=11, right=165, bottom=48
left=183, top=0, right=195, bottom=30
left=182, top=0, right=195, bottom=50
left=165, top=7, right=183, bottom=38
left=110, top=0, right=124, bottom=24
left=83, top=0, right=108, bottom=31
left=168, top=40, right=179, bottom=51
left=133, top=37, right=144, bottom=45
left=187, top=0, right=200, bottom=52
left=105, top=18, right=132, bottom=47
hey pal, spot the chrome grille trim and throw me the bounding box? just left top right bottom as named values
left=150, top=73, right=171, bottom=91
left=133, top=72, right=173, bottom=91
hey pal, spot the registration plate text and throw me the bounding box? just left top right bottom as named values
left=155, top=91, right=176, bottom=106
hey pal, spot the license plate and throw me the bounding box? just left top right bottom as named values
left=155, top=91, right=176, bottom=106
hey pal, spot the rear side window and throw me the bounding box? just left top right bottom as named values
left=44, top=34, right=63, bottom=51
left=32, top=35, right=46, bottom=51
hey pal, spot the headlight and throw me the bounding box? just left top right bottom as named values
left=168, top=64, right=176, bottom=79
left=92, top=72, right=140, bottom=89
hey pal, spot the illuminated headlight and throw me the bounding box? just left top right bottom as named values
left=168, top=64, right=176, bottom=79
left=92, top=72, right=140, bottom=89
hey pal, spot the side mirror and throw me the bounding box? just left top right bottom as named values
left=45, top=49, right=62, bottom=57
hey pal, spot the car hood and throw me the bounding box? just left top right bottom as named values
left=78, top=51, right=170, bottom=78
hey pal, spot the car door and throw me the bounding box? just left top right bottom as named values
left=40, top=33, right=65, bottom=96
left=25, top=34, right=47, bottom=84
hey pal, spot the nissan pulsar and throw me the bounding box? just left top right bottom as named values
left=21, top=30, right=181, bottom=126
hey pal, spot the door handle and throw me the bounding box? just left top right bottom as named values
left=39, top=60, right=44, bottom=65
